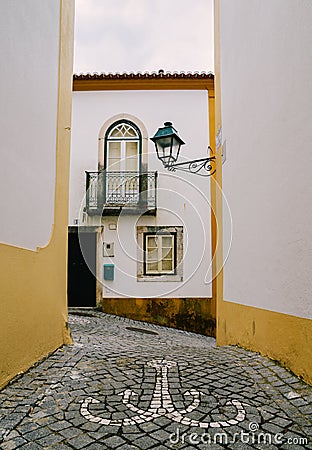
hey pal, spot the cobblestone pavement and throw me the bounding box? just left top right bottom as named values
left=0, top=310, right=311, bottom=449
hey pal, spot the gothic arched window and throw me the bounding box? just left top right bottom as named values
left=105, top=120, right=142, bottom=173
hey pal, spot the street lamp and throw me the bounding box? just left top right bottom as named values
left=151, top=122, right=216, bottom=177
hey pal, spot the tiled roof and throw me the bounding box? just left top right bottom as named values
left=73, top=70, right=214, bottom=80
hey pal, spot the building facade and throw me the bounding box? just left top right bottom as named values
left=69, top=72, right=216, bottom=334
left=0, top=0, right=75, bottom=388
left=214, top=0, right=312, bottom=384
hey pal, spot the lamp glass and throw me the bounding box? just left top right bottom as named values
left=151, top=122, right=185, bottom=167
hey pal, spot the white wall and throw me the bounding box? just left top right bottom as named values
left=70, top=90, right=212, bottom=297
left=0, top=0, right=59, bottom=250
left=220, top=0, right=312, bottom=319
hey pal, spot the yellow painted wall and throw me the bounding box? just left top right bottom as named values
left=102, top=297, right=215, bottom=336
left=0, top=0, right=75, bottom=389
left=218, top=301, right=312, bottom=385
left=212, top=0, right=224, bottom=341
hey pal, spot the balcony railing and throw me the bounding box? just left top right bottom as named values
left=85, top=171, right=157, bottom=215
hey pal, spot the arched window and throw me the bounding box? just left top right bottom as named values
left=105, top=120, right=142, bottom=173
left=85, top=116, right=156, bottom=214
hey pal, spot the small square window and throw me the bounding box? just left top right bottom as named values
left=137, top=226, right=183, bottom=282
left=144, top=233, right=176, bottom=275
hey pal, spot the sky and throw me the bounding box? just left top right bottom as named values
left=73, top=0, right=214, bottom=74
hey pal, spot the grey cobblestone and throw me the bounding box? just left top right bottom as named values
left=67, top=433, right=94, bottom=448
left=23, top=426, right=51, bottom=442
left=20, top=443, right=43, bottom=450
left=0, top=310, right=311, bottom=449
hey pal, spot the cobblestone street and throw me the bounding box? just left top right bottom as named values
left=0, top=310, right=311, bottom=449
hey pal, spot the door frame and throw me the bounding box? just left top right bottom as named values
left=68, top=226, right=103, bottom=308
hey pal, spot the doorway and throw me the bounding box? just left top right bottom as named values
left=68, top=228, right=97, bottom=307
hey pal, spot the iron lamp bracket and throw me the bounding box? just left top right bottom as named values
left=164, top=153, right=216, bottom=177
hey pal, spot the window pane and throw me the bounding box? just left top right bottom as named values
left=108, top=160, right=121, bottom=170
left=140, top=227, right=182, bottom=278
left=109, top=142, right=121, bottom=158
left=124, top=124, right=138, bottom=137
left=126, top=142, right=138, bottom=171
left=146, top=235, right=158, bottom=263
left=108, top=142, right=121, bottom=170
left=147, top=236, right=157, bottom=248
left=147, top=262, right=158, bottom=272
left=127, top=127, right=136, bottom=137
left=147, top=248, right=158, bottom=261
left=144, top=232, right=176, bottom=274
left=126, top=141, right=138, bottom=157
left=109, top=123, right=139, bottom=139
left=162, top=236, right=173, bottom=248
left=161, top=259, right=173, bottom=271
left=110, top=128, right=123, bottom=137
left=162, top=248, right=173, bottom=261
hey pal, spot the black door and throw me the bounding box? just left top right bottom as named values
left=68, top=231, right=97, bottom=307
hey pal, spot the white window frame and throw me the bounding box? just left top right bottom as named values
left=105, top=122, right=141, bottom=203
left=107, top=122, right=140, bottom=172
left=145, top=233, right=175, bottom=275
left=137, top=226, right=183, bottom=282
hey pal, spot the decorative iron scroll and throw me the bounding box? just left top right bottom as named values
left=165, top=156, right=216, bottom=177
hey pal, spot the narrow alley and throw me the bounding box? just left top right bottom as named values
left=0, top=311, right=311, bottom=449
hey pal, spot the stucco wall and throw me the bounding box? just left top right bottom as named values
left=220, top=0, right=312, bottom=320
left=70, top=90, right=212, bottom=298
left=0, top=0, right=60, bottom=250
left=0, top=0, right=74, bottom=389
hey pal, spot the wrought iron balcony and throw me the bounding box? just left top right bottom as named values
left=85, top=171, right=157, bottom=216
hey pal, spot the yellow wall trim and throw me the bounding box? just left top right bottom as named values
left=73, top=77, right=214, bottom=92
left=218, top=300, right=312, bottom=386
left=211, top=0, right=224, bottom=344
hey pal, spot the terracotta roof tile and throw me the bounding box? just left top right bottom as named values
left=73, top=70, right=214, bottom=80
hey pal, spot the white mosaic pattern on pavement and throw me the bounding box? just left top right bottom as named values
left=80, top=358, right=247, bottom=428
left=0, top=311, right=311, bottom=450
